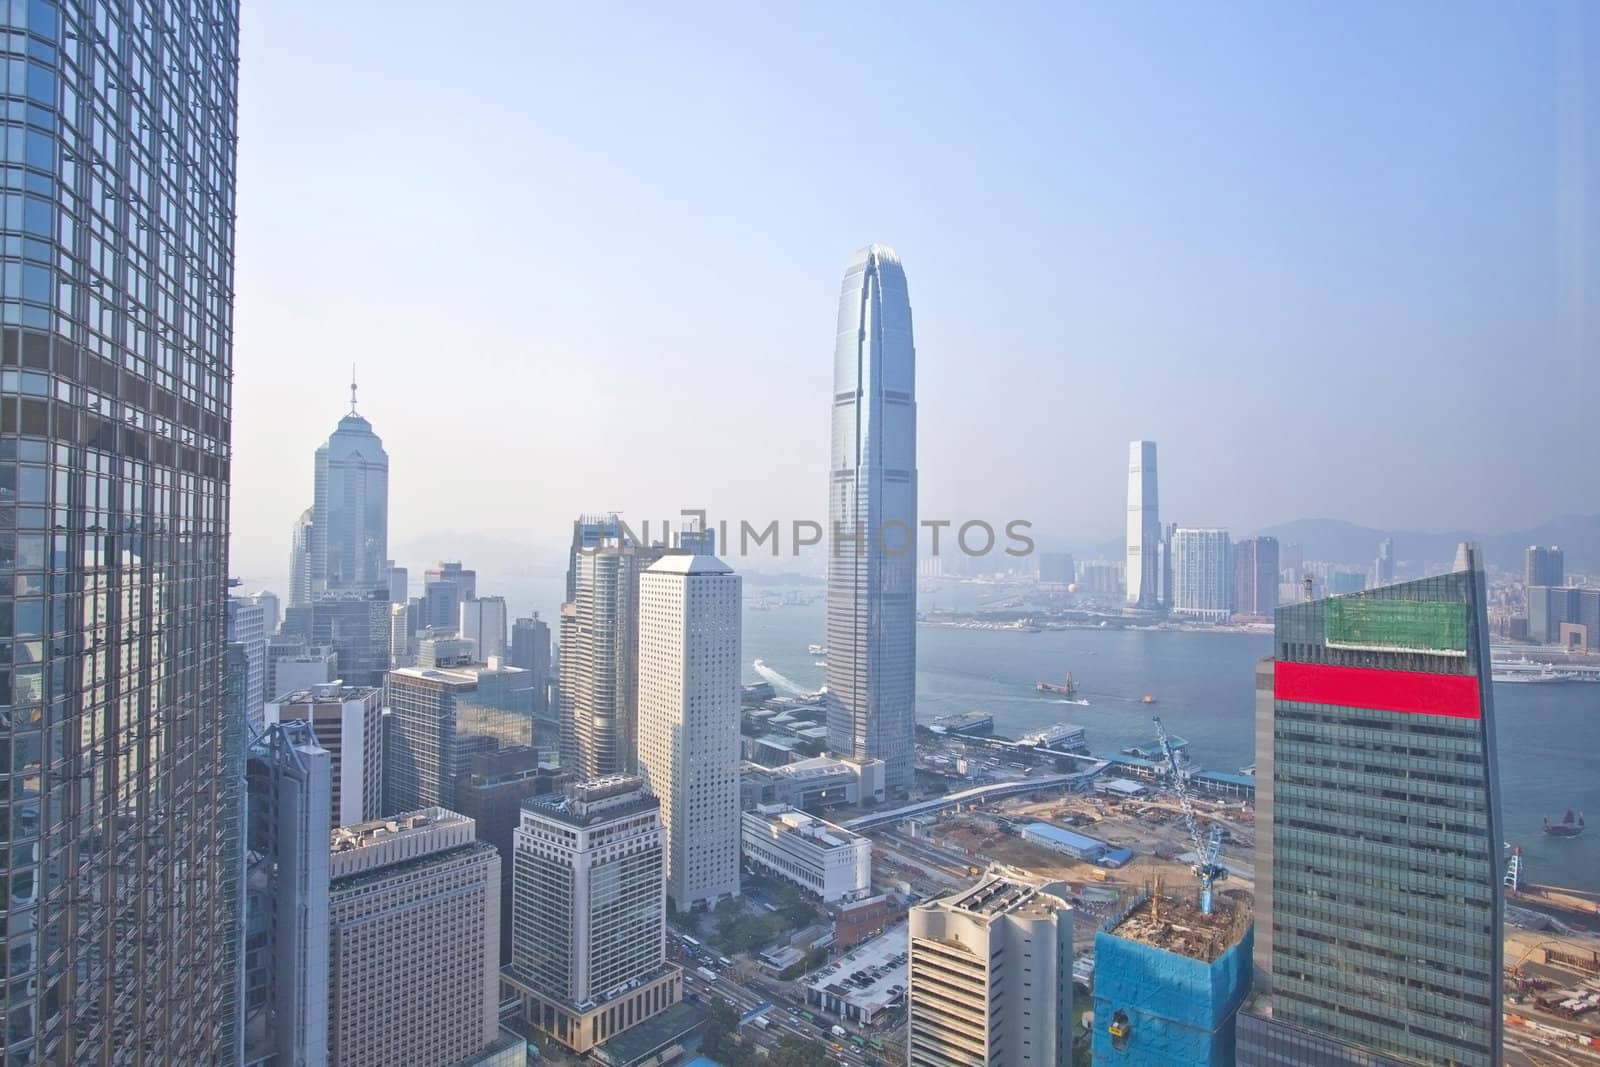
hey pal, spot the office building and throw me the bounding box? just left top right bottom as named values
left=310, top=382, right=390, bottom=597
left=1239, top=552, right=1502, bottom=1066
left=741, top=805, right=871, bottom=903
left=1527, top=584, right=1600, bottom=650
left=0, top=3, right=241, bottom=1059
left=243, top=722, right=331, bottom=1067
left=423, top=560, right=477, bottom=630
left=510, top=613, right=552, bottom=718
left=740, top=756, right=886, bottom=810
left=825, top=245, right=919, bottom=797
left=389, top=602, right=412, bottom=667
left=1093, top=891, right=1253, bottom=1065
left=387, top=561, right=408, bottom=604
left=452, top=747, right=564, bottom=964
left=1126, top=441, right=1162, bottom=609
left=417, top=631, right=473, bottom=668
left=245, top=589, right=283, bottom=637
left=427, top=559, right=478, bottom=600
left=266, top=684, right=384, bottom=827
left=503, top=776, right=682, bottom=1055
left=267, top=633, right=338, bottom=701
left=1232, top=536, right=1280, bottom=618
left=637, top=553, right=743, bottom=911
left=560, top=532, right=662, bottom=777
left=281, top=590, right=393, bottom=687
left=566, top=513, right=622, bottom=601
left=229, top=596, right=270, bottom=732
left=1374, top=537, right=1395, bottom=587
left=1039, top=551, right=1075, bottom=585
left=328, top=810, right=500, bottom=1067
left=1172, top=528, right=1233, bottom=621
left=908, top=871, right=1074, bottom=1066
left=385, top=661, right=535, bottom=812
left=461, top=594, right=509, bottom=661
left=290, top=507, right=315, bottom=607
left=1525, top=544, right=1564, bottom=589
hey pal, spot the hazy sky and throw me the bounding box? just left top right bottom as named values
left=229, top=2, right=1596, bottom=590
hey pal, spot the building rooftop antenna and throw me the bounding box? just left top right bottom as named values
left=349, top=364, right=359, bottom=415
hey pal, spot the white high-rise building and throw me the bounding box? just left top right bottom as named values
left=503, top=776, right=682, bottom=1054
left=1172, top=528, right=1233, bottom=621
left=826, top=244, right=918, bottom=797
left=1126, top=440, right=1161, bottom=609
left=460, top=595, right=509, bottom=661
left=637, top=553, right=742, bottom=911
left=228, top=596, right=269, bottom=732
left=265, top=684, right=384, bottom=827
left=290, top=506, right=315, bottom=607
left=908, top=871, right=1074, bottom=1067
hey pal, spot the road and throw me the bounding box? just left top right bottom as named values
left=682, top=966, right=877, bottom=1065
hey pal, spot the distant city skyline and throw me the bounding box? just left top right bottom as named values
left=229, top=3, right=1596, bottom=592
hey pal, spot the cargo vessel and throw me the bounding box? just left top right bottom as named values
left=1542, top=810, right=1586, bottom=838
left=1036, top=672, right=1078, bottom=696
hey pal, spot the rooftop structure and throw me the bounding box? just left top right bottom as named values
left=740, top=755, right=886, bottom=811
left=1019, top=821, right=1109, bottom=862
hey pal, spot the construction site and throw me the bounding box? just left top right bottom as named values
left=1092, top=887, right=1253, bottom=1066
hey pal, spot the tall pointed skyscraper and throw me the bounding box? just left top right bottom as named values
left=825, top=245, right=918, bottom=798
left=310, top=376, right=390, bottom=596
left=1126, top=441, right=1161, bottom=608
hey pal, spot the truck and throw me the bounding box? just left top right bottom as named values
left=696, top=967, right=717, bottom=982
left=749, top=1015, right=770, bottom=1030
left=831, top=1025, right=847, bottom=1039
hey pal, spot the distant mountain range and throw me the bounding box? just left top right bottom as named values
left=1250, top=515, right=1600, bottom=574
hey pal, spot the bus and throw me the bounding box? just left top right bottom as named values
left=696, top=967, right=717, bottom=982
left=680, top=934, right=702, bottom=948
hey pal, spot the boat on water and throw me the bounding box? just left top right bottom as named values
left=1036, top=672, right=1078, bottom=696
left=1142, top=695, right=1157, bottom=704
left=807, top=643, right=827, bottom=655
left=1543, top=810, right=1586, bottom=838
left=814, top=661, right=827, bottom=668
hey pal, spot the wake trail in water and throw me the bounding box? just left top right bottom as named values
left=753, top=659, right=811, bottom=697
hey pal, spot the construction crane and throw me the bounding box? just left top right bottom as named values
left=1152, top=714, right=1228, bottom=914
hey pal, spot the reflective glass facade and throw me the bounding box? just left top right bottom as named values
left=1262, top=564, right=1502, bottom=1065
left=309, top=408, right=387, bottom=597
left=1125, top=441, right=1160, bottom=608
left=0, top=0, right=240, bottom=1061
left=825, top=244, right=916, bottom=795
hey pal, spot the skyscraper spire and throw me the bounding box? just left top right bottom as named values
left=349, top=363, right=359, bottom=415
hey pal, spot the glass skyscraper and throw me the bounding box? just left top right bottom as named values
left=825, top=244, right=917, bottom=797
left=0, top=1, right=241, bottom=1061
left=310, top=386, right=388, bottom=597
left=1125, top=440, right=1161, bottom=608
left=1241, top=548, right=1503, bottom=1066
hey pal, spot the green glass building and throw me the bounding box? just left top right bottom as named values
left=1243, top=549, right=1502, bottom=1066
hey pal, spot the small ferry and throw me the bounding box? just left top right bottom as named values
left=807, top=643, right=828, bottom=655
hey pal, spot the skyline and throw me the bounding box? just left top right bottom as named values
left=229, top=2, right=1598, bottom=590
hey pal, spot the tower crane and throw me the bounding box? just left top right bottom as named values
left=1152, top=714, right=1228, bottom=914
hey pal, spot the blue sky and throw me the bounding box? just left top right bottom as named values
left=229, top=2, right=1595, bottom=586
